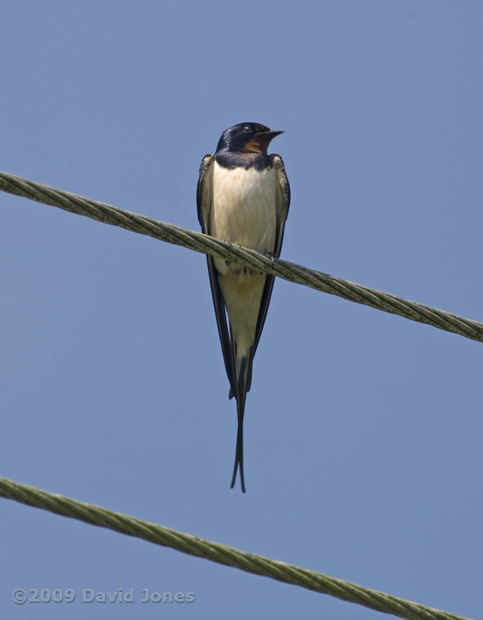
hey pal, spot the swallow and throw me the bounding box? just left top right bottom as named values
left=197, top=122, right=290, bottom=492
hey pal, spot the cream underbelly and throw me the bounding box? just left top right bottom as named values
left=211, top=162, right=277, bottom=261
left=218, top=271, right=265, bottom=352
left=210, top=161, right=277, bottom=351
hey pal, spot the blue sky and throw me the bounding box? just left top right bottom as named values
left=1, top=2, right=482, bottom=619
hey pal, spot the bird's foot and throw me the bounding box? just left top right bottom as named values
left=225, top=240, right=241, bottom=266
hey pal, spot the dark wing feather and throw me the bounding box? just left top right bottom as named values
left=197, top=154, right=214, bottom=228
left=197, top=154, right=236, bottom=396
left=251, top=154, right=291, bottom=359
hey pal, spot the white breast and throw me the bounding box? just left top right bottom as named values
left=211, top=161, right=277, bottom=255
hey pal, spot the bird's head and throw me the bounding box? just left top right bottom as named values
left=216, top=123, right=284, bottom=155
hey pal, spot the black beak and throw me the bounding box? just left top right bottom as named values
left=259, top=129, right=284, bottom=139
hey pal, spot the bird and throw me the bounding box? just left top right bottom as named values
left=197, top=122, right=290, bottom=492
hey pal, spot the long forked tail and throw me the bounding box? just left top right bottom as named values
left=229, top=352, right=251, bottom=493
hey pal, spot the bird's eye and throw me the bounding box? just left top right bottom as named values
left=242, top=125, right=252, bottom=133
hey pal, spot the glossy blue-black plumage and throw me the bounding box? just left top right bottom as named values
left=215, top=122, right=283, bottom=171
